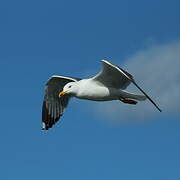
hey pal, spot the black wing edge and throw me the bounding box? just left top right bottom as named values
left=103, top=60, right=162, bottom=112
left=117, top=66, right=134, bottom=80
left=117, top=65, right=162, bottom=112
left=131, top=80, right=162, bottom=112
left=102, top=60, right=134, bottom=80
left=42, top=76, right=81, bottom=131
left=102, top=60, right=162, bottom=112
left=42, top=101, right=62, bottom=130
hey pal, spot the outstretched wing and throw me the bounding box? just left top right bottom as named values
left=93, top=60, right=162, bottom=112
left=42, top=75, right=81, bottom=130
left=93, top=60, right=133, bottom=89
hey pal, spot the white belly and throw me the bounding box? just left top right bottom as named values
left=75, top=85, right=118, bottom=101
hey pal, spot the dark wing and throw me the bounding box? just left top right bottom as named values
left=42, top=75, right=81, bottom=130
left=93, top=60, right=133, bottom=89
left=93, top=60, right=162, bottom=112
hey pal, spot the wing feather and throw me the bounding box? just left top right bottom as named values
left=93, top=60, right=161, bottom=112
left=93, top=60, right=133, bottom=89
left=42, top=76, right=81, bottom=130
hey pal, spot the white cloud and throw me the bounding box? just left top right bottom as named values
left=95, top=41, right=180, bottom=122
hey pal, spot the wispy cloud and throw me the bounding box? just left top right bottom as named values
left=95, top=41, right=180, bottom=122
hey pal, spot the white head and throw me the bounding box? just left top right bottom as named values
left=59, top=82, right=78, bottom=97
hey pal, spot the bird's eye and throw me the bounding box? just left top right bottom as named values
left=68, top=85, right=72, bottom=88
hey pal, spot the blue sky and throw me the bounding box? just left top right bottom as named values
left=0, top=0, right=180, bottom=179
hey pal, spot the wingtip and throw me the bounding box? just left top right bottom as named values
left=42, top=122, right=48, bottom=130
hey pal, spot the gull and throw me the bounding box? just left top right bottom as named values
left=42, top=60, right=161, bottom=130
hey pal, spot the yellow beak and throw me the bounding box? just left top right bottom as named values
left=59, top=91, right=68, bottom=97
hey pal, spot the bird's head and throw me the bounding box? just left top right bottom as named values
left=59, top=82, right=78, bottom=97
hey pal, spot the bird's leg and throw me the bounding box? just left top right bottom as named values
left=119, top=97, right=138, bottom=105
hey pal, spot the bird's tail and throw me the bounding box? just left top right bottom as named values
left=119, top=90, right=147, bottom=101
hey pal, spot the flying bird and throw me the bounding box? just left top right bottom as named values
left=42, top=60, right=161, bottom=130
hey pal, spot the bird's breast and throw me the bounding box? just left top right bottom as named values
left=75, top=85, right=116, bottom=101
